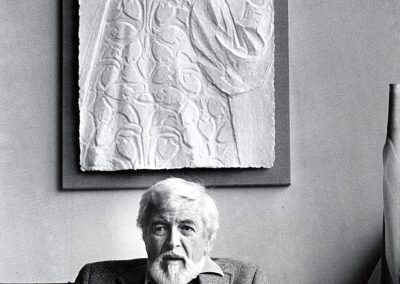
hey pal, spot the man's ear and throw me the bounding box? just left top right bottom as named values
left=143, top=231, right=152, bottom=254
left=142, top=227, right=150, bottom=246
left=204, top=235, right=212, bottom=254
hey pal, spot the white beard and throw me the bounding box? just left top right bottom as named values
left=148, top=253, right=201, bottom=284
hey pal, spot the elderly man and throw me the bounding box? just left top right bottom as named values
left=75, top=178, right=267, bottom=283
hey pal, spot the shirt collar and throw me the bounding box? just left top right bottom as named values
left=200, top=255, right=224, bottom=276
left=144, top=255, right=224, bottom=284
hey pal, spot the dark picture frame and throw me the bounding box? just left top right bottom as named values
left=62, top=0, right=290, bottom=189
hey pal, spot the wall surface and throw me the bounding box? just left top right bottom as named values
left=1, top=0, right=399, bottom=283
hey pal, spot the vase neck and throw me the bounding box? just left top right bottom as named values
left=387, top=84, right=400, bottom=143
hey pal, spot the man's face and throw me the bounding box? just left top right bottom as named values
left=144, top=202, right=209, bottom=284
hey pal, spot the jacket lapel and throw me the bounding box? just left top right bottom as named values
left=116, top=263, right=147, bottom=284
left=199, top=273, right=231, bottom=284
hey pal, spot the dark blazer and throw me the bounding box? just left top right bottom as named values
left=75, top=258, right=268, bottom=284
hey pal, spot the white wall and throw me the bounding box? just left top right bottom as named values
left=1, top=0, right=399, bottom=283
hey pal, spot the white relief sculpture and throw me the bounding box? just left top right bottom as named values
left=79, top=0, right=275, bottom=170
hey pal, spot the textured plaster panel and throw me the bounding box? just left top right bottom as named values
left=79, top=0, right=275, bottom=171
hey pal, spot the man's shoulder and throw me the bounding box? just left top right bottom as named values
left=75, top=258, right=147, bottom=284
left=211, top=258, right=268, bottom=283
left=83, top=258, right=147, bottom=269
left=212, top=257, right=259, bottom=269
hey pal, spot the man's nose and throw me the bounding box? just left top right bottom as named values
left=166, top=227, right=181, bottom=249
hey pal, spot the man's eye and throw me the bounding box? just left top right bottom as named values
left=181, top=225, right=194, bottom=232
left=153, top=226, right=167, bottom=234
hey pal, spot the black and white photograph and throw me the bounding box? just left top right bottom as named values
left=0, top=0, right=399, bottom=283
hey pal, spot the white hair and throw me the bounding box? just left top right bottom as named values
left=137, top=178, right=219, bottom=251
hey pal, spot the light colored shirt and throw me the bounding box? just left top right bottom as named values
left=144, top=255, right=224, bottom=284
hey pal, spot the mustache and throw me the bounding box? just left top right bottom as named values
left=161, top=252, right=186, bottom=261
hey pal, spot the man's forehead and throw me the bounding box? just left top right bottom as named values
left=150, top=207, right=203, bottom=224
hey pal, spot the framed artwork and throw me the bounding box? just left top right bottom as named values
left=62, top=0, right=290, bottom=189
